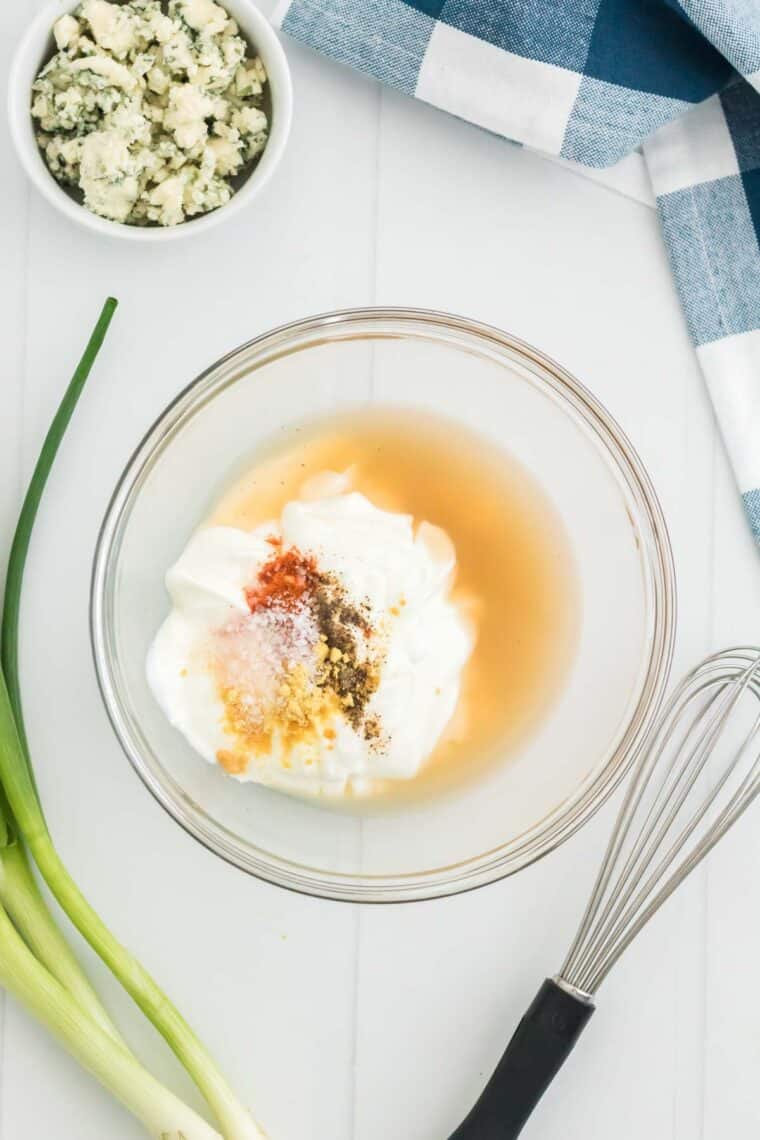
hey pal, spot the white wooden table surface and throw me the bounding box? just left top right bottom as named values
left=2, top=3, right=760, bottom=1138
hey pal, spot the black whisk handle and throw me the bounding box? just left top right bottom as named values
left=447, top=978, right=594, bottom=1140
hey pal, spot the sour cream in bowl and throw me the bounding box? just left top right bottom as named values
left=147, top=489, right=475, bottom=799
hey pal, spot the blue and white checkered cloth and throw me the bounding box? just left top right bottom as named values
left=273, top=0, right=760, bottom=545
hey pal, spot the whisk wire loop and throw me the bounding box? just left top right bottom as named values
left=560, top=648, right=760, bottom=995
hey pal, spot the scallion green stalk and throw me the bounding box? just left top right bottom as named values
left=0, top=297, right=124, bottom=1044
left=0, top=835, right=122, bottom=1040
left=0, top=298, right=266, bottom=1140
left=3, top=749, right=265, bottom=1137
left=0, top=899, right=223, bottom=1140
left=1, top=297, right=119, bottom=758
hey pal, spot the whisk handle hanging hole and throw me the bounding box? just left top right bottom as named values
left=447, top=979, right=594, bottom=1140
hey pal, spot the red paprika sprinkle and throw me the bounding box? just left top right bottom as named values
left=244, top=547, right=319, bottom=614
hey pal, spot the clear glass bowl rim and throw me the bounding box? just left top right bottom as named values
left=90, top=306, right=677, bottom=903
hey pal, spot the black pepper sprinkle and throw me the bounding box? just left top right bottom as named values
left=310, top=573, right=381, bottom=735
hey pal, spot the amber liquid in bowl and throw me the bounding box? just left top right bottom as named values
left=208, top=407, right=579, bottom=805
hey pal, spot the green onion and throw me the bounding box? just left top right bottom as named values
left=0, top=832, right=121, bottom=1039
left=0, top=899, right=223, bottom=1140
left=0, top=298, right=266, bottom=1140
left=0, top=297, right=125, bottom=1044
left=1, top=297, right=119, bottom=758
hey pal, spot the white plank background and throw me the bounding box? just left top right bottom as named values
left=2, top=3, right=760, bottom=1138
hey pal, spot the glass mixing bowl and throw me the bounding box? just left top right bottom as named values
left=91, top=308, right=676, bottom=902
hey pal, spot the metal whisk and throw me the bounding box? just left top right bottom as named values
left=449, top=647, right=760, bottom=1140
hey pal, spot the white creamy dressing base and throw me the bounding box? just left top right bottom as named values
left=147, top=483, right=475, bottom=797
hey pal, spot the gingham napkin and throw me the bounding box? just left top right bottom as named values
left=273, top=0, right=760, bottom=545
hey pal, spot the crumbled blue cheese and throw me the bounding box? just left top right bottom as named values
left=179, top=0, right=228, bottom=36
left=81, top=0, right=139, bottom=58
left=54, top=14, right=81, bottom=50
left=32, top=0, right=270, bottom=226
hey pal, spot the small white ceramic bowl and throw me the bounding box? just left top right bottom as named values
left=8, top=0, right=292, bottom=241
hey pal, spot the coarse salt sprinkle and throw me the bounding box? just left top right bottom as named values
left=210, top=544, right=385, bottom=774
